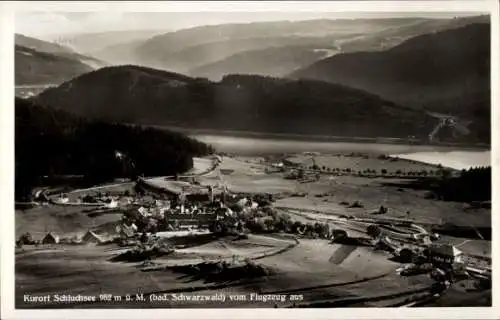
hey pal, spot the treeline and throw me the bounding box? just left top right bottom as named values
left=435, top=166, right=491, bottom=202
left=15, top=98, right=214, bottom=201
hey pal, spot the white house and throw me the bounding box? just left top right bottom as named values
left=137, top=206, right=148, bottom=217
left=106, top=199, right=118, bottom=209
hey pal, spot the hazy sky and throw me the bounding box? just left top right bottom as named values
left=16, top=11, right=482, bottom=39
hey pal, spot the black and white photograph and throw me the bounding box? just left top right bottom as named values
left=1, top=1, right=498, bottom=318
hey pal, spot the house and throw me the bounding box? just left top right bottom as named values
left=81, top=230, right=105, bottom=244
left=57, top=194, right=69, bottom=204
left=106, top=199, right=118, bottom=209
left=137, top=206, right=149, bottom=217
left=41, top=232, right=60, bottom=244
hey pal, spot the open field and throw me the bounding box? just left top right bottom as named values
left=200, top=157, right=298, bottom=194
left=272, top=173, right=490, bottom=228
left=286, top=154, right=443, bottom=173
left=15, top=234, right=434, bottom=308
left=15, top=206, right=122, bottom=241
left=185, top=157, right=217, bottom=176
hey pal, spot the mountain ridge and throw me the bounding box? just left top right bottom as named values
left=289, top=23, right=490, bottom=116
left=33, top=65, right=444, bottom=141
left=15, top=45, right=95, bottom=85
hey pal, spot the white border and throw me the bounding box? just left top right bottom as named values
left=1, top=1, right=499, bottom=319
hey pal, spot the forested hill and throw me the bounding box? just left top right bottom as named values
left=290, top=23, right=490, bottom=116
left=15, top=45, right=94, bottom=85
left=15, top=98, right=214, bottom=200
left=34, top=65, right=440, bottom=140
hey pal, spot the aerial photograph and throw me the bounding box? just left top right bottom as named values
left=13, top=9, right=491, bottom=309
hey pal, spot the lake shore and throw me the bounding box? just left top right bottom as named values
left=139, top=124, right=490, bottom=152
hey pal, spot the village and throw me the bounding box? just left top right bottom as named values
left=15, top=153, right=491, bottom=308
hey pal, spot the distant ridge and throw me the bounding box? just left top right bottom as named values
left=15, top=45, right=94, bottom=85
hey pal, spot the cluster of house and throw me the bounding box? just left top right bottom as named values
left=132, top=199, right=218, bottom=220
left=113, top=186, right=268, bottom=238
left=131, top=193, right=259, bottom=220
left=18, top=230, right=108, bottom=246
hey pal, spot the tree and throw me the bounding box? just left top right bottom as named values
left=439, top=168, right=453, bottom=180
left=18, top=232, right=33, bottom=245
left=264, top=218, right=275, bottom=232
left=134, top=183, right=145, bottom=196
left=367, top=225, right=381, bottom=238
left=331, top=229, right=348, bottom=241
left=305, top=223, right=315, bottom=235
left=381, top=169, right=387, bottom=175
left=314, top=222, right=323, bottom=235
left=320, top=223, right=330, bottom=238
left=292, top=221, right=305, bottom=234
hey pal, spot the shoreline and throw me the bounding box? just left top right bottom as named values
left=141, top=124, right=490, bottom=152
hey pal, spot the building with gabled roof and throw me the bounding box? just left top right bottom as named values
left=41, top=232, right=60, bottom=244
left=81, top=230, right=105, bottom=244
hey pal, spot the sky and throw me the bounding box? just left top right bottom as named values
left=15, top=11, right=483, bottom=39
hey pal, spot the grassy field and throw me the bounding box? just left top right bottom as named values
left=15, top=206, right=123, bottom=241
left=273, top=173, right=490, bottom=228
left=199, top=157, right=298, bottom=194
left=62, top=182, right=136, bottom=202
left=185, top=157, right=217, bottom=175
left=286, top=154, right=444, bottom=174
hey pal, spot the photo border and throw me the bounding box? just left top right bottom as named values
left=1, top=1, right=498, bottom=319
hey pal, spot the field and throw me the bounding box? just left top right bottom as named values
left=16, top=235, right=434, bottom=308
left=15, top=153, right=491, bottom=308
left=16, top=206, right=123, bottom=241
left=200, top=157, right=298, bottom=194
left=286, top=154, right=443, bottom=173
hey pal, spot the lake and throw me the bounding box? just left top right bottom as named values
left=191, top=134, right=491, bottom=170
